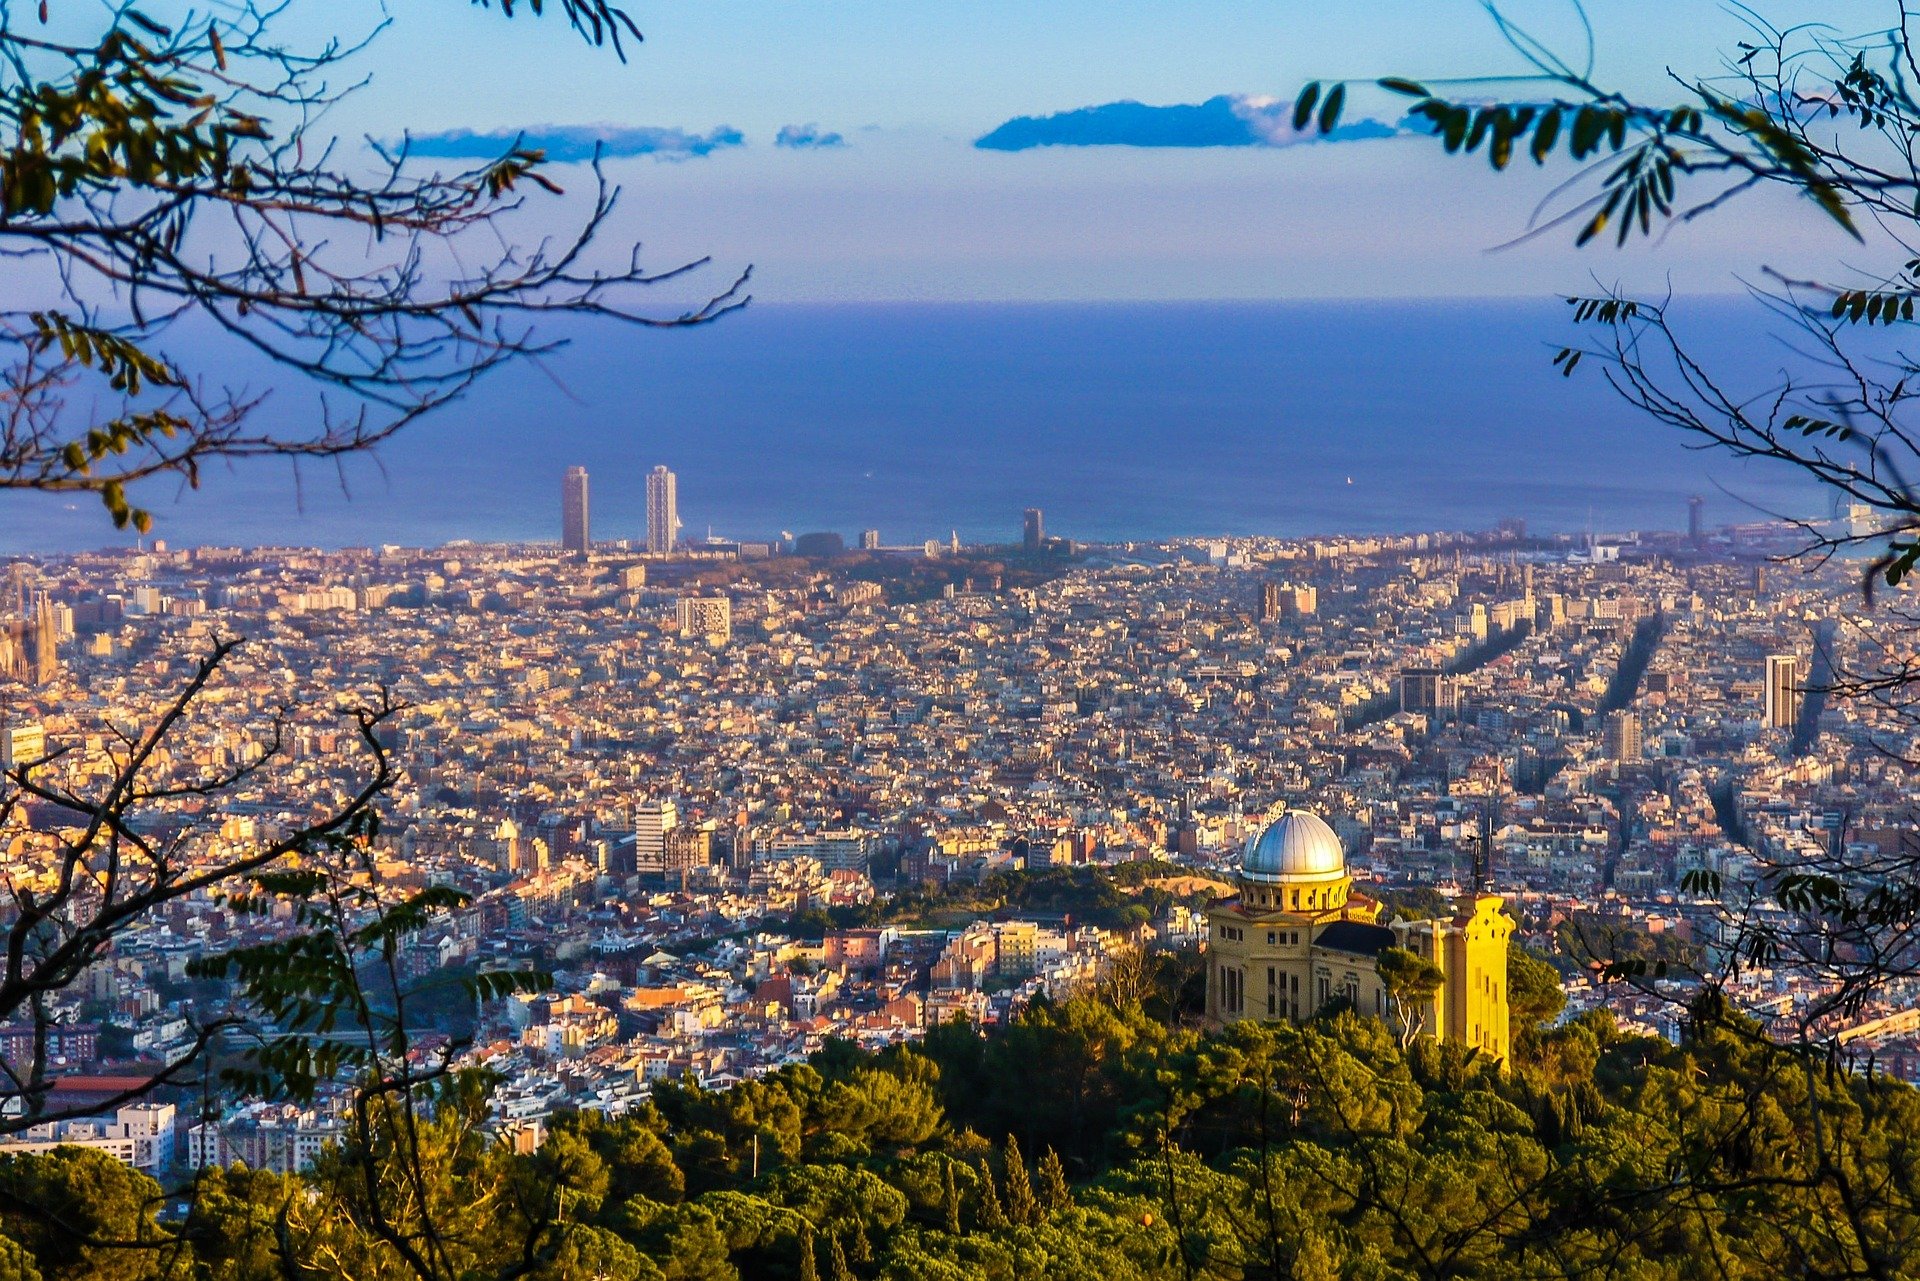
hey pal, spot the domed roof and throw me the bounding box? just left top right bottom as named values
left=1241, top=810, right=1346, bottom=884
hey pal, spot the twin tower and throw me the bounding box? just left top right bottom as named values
left=1205, top=809, right=1512, bottom=1062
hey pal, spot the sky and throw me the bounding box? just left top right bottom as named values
left=0, top=1, right=1892, bottom=548
left=278, top=0, right=1870, bottom=304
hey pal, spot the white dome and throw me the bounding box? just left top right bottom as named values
left=1241, top=810, right=1346, bottom=884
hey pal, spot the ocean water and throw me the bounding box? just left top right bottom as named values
left=0, top=299, right=1830, bottom=554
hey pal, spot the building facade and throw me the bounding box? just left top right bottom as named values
left=676, top=595, right=731, bottom=645
left=1022, top=507, right=1044, bottom=551
left=1205, top=809, right=1512, bottom=1063
left=647, top=465, right=678, bottom=555
left=0, top=1103, right=176, bottom=1172
left=562, top=466, right=590, bottom=555
left=1764, top=653, right=1799, bottom=729
left=1399, top=667, right=1455, bottom=718
left=1602, top=710, right=1643, bottom=762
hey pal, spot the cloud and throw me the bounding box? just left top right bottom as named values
left=404, top=124, right=745, bottom=163
left=775, top=123, right=847, bottom=150
left=974, top=94, right=1400, bottom=152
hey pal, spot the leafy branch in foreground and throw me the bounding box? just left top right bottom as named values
left=0, top=635, right=405, bottom=1130
left=1290, top=10, right=1920, bottom=1272
left=0, top=0, right=748, bottom=532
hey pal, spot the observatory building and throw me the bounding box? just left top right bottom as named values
left=1204, top=809, right=1512, bottom=1062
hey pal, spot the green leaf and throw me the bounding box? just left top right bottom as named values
left=1292, top=83, right=1320, bottom=131
left=1317, top=83, right=1345, bottom=134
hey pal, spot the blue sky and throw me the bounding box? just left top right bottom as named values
left=217, top=4, right=1904, bottom=301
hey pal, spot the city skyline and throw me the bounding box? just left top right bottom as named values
left=0, top=1, right=1915, bottom=1272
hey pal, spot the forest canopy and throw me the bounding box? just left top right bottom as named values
left=4, top=959, right=1912, bottom=1281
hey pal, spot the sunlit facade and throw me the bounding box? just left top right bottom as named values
left=1205, top=809, right=1512, bottom=1063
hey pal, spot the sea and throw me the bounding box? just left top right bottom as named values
left=0, top=298, right=1835, bottom=555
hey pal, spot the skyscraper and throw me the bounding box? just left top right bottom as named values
left=646, top=465, right=678, bottom=555
left=1399, top=667, right=1455, bottom=717
left=1687, top=495, right=1705, bottom=546
left=1764, top=654, right=1799, bottom=729
left=1602, top=710, right=1643, bottom=762
left=561, top=466, right=590, bottom=555
left=633, top=797, right=678, bottom=876
left=1022, top=507, right=1044, bottom=552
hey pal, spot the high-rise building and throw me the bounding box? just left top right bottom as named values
left=646, top=465, right=678, bottom=555
left=1602, top=710, right=1643, bottom=762
left=676, top=595, right=731, bottom=645
left=1764, top=654, right=1799, bottom=729
left=860, top=529, right=881, bottom=550
left=1399, top=667, right=1455, bottom=718
left=633, top=798, right=678, bottom=876
left=1022, top=507, right=1044, bottom=552
left=561, top=466, right=590, bottom=555
left=1262, top=582, right=1317, bottom=622
left=1687, top=495, right=1705, bottom=546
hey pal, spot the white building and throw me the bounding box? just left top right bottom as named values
left=676, top=595, right=731, bottom=645
left=0, top=1102, right=176, bottom=1173
left=188, top=1102, right=342, bottom=1174
left=634, top=798, right=679, bottom=876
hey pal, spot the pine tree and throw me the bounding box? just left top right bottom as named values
left=800, top=1227, right=820, bottom=1281
left=1003, top=1135, right=1039, bottom=1226
left=1038, top=1146, right=1073, bottom=1212
left=830, top=1231, right=855, bottom=1281
left=976, top=1157, right=1009, bottom=1231
left=943, top=1159, right=963, bottom=1235
left=851, top=1219, right=873, bottom=1264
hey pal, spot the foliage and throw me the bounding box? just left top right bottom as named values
left=0, top=0, right=743, bottom=532
left=789, top=863, right=1214, bottom=939
left=0, top=984, right=1917, bottom=1278
left=1377, top=945, right=1446, bottom=1047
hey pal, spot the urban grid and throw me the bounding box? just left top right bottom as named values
left=0, top=461, right=1899, bottom=1183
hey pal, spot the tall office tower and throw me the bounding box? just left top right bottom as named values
left=1687, top=495, right=1705, bottom=547
left=1022, top=507, right=1044, bottom=552
left=1602, top=709, right=1643, bottom=762
left=1764, top=654, right=1799, bottom=729
left=561, top=466, right=590, bottom=555
left=1753, top=564, right=1768, bottom=598
left=860, top=529, right=881, bottom=551
left=646, top=465, right=678, bottom=555
left=1398, top=667, right=1455, bottom=717
left=633, top=798, right=678, bottom=876
left=1260, top=582, right=1282, bottom=623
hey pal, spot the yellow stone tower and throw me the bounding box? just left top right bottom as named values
left=1204, top=809, right=1512, bottom=1063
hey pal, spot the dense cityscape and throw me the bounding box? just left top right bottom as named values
left=0, top=460, right=1903, bottom=1182
left=9, top=1, right=1920, bottom=1274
